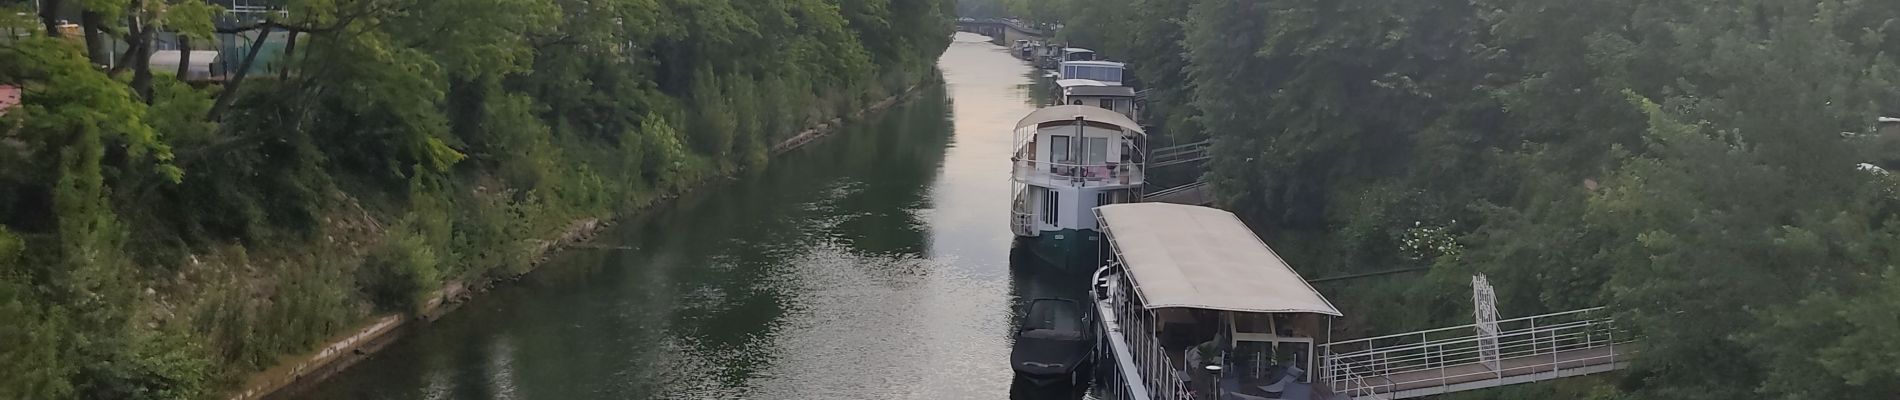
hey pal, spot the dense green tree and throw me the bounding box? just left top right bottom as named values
left=1043, top=0, right=1900, bottom=397
left=0, top=0, right=950, bottom=396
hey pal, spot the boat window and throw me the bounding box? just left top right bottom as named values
left=1097, top=191, right=1113, bottom=207
left=1042, top=191, right=1059, bottom=225
left=1085, top=137, right=1109, bottom=165
left=1050, top=135, right=1073, bottom=162
left=1070, top=98, right=1083, bottom=105
left=1099, top=98, right=1115, bottom=110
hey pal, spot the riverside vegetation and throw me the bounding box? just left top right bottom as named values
left=0, top=0, right=953, bottom=397
left=976, top=0, right=1900, bottom=398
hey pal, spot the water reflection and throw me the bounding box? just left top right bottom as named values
left=302, top=33, right=1049, bottom=399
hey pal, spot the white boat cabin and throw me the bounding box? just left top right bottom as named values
left=1062, top=47, right=1098, bottom=62
left=1092, top=203, right=1342, bottom=400
left=1059, top=60, right=1126, bottom=86
left=1010, top=106, right=1146, bottom=236
left=1060, top=85, right=1138, bottom=123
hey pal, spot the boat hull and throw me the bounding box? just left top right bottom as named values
left=1019, top=229, right=1104, bottom=270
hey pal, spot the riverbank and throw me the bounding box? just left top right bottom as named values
left=226, top=82, right=933, bottom=400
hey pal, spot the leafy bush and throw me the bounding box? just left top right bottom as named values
left=361, top=229, right=442, bottom=314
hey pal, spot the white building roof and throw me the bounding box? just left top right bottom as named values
left=1015, top=105, right=1145, bottom=135
left=1096, top=203, right=1342, bottom=316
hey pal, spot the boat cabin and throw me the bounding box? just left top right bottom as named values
left=1012, top=105, right=1146, bottom=189
left=1092, top=203, right=1342, bottom=400
left=1059, top=60, right=1126, bottom=86
left=1062, top=47, right=1098, bottom=62
left=1009, top=106, right=1146, bottom=237
left=1061, top=85, right=1138, bottom=122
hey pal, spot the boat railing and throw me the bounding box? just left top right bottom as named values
left=1094, top=267, right=1193, bottom=400
left=1010, top=188, right=1037, bottom=236
left=1012, top=158, right=1144, bottom=187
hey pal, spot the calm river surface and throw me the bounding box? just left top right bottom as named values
left=301, top=33, right=1086, bottom=399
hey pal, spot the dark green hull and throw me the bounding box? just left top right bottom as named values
left=1019, top=229, right=1105, bottom=271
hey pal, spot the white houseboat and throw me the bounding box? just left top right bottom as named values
left=1010, top=105, right=1147, bottom=269
left=1091, top=203, right=1343, bottom=400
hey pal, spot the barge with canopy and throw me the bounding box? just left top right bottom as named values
left=1090, top=203, right=1342, bottom=400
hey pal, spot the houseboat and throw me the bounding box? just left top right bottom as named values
left=1010, top=105, right=1146, bottom=269
left=1091, top=203, right=1343, bottom=400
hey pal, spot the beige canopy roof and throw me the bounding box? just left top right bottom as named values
left=1096, top=203, right=1342, bottom=316
left=1015, top=105, right=1145, bottom=135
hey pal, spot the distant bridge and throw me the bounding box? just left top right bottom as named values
left=954, top=17, right=1046, bottom=45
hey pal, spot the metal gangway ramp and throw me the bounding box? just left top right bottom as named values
left=1141, top=140, right=1214, bottom=205
left=1318, top=306, right=1632, bottom=399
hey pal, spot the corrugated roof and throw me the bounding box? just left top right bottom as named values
left=1015, top=105, right=1145, bottom=135
left=1096, top=203, right=1341, bottom=316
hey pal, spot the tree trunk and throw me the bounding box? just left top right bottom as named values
left=80, top=11, right=108, bottom=67
left=279, top=30, right=299, bottom=80
left=177, top=36, right=192, bottom=79
left=131, top=27, right=154, bottom=102
left=207, top=28, right=273, bottom=121
left=38, top=0, right=61, bottom=37
left=112, top=3, right=144, bottom=76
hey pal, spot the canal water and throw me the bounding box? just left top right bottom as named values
left=301, top=32, right=1090, bottom=399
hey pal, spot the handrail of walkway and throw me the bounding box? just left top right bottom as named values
left=1092, top=266, right=1155, bottom=400
left=1319, top=306, right=1631, bottom=398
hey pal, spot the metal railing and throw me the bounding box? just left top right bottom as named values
left=1012, top=159, right=1143, bottom=188
left=1148, top=140, right=1210, bottom=168
left=1143, top=181, right=1206, bottom=200
left=1093, top=268, right=1193, bottom=400
left=1010, top=188, right=1037, bottom=236
left=1319, top=307, right=1632, bottom=399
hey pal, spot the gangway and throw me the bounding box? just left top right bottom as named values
left=1140, top=140, right=1213, bottom=205
left=1148, top=140, right=1210, bottom=169
left=1086, top=205, right=1633, bottom=400
left=1319, top=307, right=1632, bottom=399
left=1142, top=181, right=1211, bottom=206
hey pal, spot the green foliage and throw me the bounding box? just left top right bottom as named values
left=362, top=222, right=444, bottom=314
left=0, top=229, right=74, bottom=400
left=0, top=0, right=951, bottom=396
left=1057, top=0, right=1900, bottom=397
